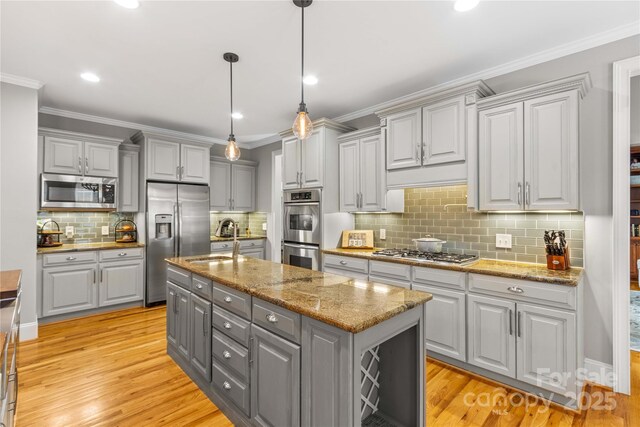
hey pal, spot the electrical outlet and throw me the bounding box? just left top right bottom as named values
left=65, top=226, right=74, bottom=239
left=101, top=226, right=109, bottom=236
left=380, top=228, right=386, bottom=240
left=496, top=234, right=512, bottom=249
left=262, top=222, right=267, bottom=231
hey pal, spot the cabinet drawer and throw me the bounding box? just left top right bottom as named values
left=213, top=283, right=251, bottom=320
left=323, top=254, right=369, bottom=275
left=42, top=251, right=97, bottom=267
left=323, top=267, right=369, bottom=281
left=99, top=248, right=144, bottom=262
left=213, top=305, right=251, bottom=346
left=211, top=241, right=234, bottom=251
left=252, top=298, right=301, bottom=344
left=239, top=239, right=264, bottom=249
left=212, top=329, right=249, bottom=382
left=368, top=274, right=410, bottom=289
left=212, top=359, right=250, bottom=417
left=468, top=273, right=576, bottom=310
left=369, top=260, right=411, bottom=282
left=192, top=275, right=213, bottom=301
left=412, top=266, right=466, bottom=291
left=167, top=265, right=191, bottom=290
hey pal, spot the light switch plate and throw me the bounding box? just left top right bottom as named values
left=262, top=222, right=267, bottom=231
left=101, top=226, right=109, bottom=236
left=496, top=234, right=512, bottom=249
left=380, top=228, right=386, bottom=240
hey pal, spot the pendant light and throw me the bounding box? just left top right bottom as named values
left=224, top=52, right=241, bottom=161
left=292, top=0, right=313, bottom=140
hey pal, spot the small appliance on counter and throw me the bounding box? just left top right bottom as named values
left=37, top=219, right=63, bottom=247
left=214, top=218, right=237, bottom=238
left=114, top=219, right=137, bottom=243
left=341, top=230, right=374, bottom=249
left=544, top=230, right=570, bottom=270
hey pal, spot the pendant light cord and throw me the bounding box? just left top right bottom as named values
left=301, top=3, right=304, bottom=105
left=229, top=60, right=234, bottom=136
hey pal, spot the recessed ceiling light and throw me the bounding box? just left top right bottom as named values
left=303, top=75, right=318, bottom=85
left=231, top=112, right=244, bottom=119
left=114, top=0, right=140, bottom=9
left=454, top=0, right=479, bottom=12
left=80, top=72, right=100, bottom=83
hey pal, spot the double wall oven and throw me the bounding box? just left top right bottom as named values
left=283, top=189, right=321, bottom=270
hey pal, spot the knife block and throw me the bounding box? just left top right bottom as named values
left=547, top=246, right=570, bottom=270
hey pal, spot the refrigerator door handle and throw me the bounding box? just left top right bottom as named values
left=173, top=203, right=179, bottom=257
left=177, top=201, right=183, bottom=257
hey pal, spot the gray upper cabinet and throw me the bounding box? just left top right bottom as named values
left=282, top=136, right=301, bottom=190
left=338, top=128, right=388, bottom=213
left=300, top=128, right=323, bottom=188
left=209, top=158, right=256, bottom=212
left=516, top=303, right=576, bottom=396
left=422, top=96, right=465, bottom=166
left=98, top=259, right=144, bottom=307
left=251, top=324, right=301, bottom=427
left=118, top=147, right=140, bottom=212
left=42, top=264, right=98, bottom=317
left=134, top=132, right=211, bottom=184
left=385, top=108, right=422, bottom=170
left=476, top=74, right=591, bottom=211
left=478, top=103, right=524, bottom=211
left=41, top=129, right=122, bottom=177
left=190, top=293, right=212, bottom=382
left=467, top=294, right=516, bottom=378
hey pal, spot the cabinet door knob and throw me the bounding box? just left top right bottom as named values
left=224, top=296, right=232, bottom=303
left=507, top=286, right=524, bottom=294
left=223, top=381, right=231, bottom=390
left=223, top=321, right=232, bottom=329
left=196, top=283, right=203, bottom=289
left=118, top=252, right=127, bottom=257
left=66, top=256, right=76, bottom=261
left=266, top=313, right=278, bottom=323
left=222, top=350, right=231, bottom=359
left=223, top=244, right=229, bottom=248
left=339, top=260, right=347, bottom=265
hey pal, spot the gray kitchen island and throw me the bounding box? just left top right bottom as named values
left=164, top=254, right=432, bottom=427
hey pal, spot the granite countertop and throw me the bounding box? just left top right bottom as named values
left=0, top=270, right=21, bottom=300
left=0, top=270, right=21, bottom=364
left=165, top=255, right=432, bottom=333
left=37, top=241, right=145, bottom=254
left=210, top=235, right=267, bottom=242
left=322, top=248, right=583, bottom=286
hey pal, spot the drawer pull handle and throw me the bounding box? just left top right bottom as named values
left=223, top=381, right=231, bottom=390
left=66, top=256, right=76, bottom=261
left=118, top=252, right=127, bottom=257
left=266, top=313, right=278, bottom=323
left=223, top=322, right=232, bottom=330
left=224, top=296, right=232, bottom=303
left=250, top=242, right=255, bottom=246
left=339, top=260, right=347, bottom=265
left=196, top=283, right=203, bottom=289
left=223, top=350, right=231, bottom=359
left=223, top=244, right=229, bottom=248
left=507, top=286, right=524, bottom=294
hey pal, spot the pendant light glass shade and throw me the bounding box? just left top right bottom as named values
left=292, top=106, right=313, bottom=140
left=224, top=52, right=241, bottom=161
left=225, top=135, right=241, bottom=161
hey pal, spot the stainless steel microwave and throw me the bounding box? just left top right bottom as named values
left=41, top=174, right=117, bottom=211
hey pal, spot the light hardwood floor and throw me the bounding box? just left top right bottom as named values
left=16, top=307, right=640, bottom=426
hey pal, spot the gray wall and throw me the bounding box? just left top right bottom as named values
left=246, top=141, right=282, bottom=212
left=1, top=82, right=39, bottom=339
left=632, top=75, right=640, bottom=146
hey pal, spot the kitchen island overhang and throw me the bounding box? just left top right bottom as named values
left=164, top=254, right=432, bottom=427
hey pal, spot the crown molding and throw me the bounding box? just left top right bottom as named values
left=332, top=20, right=640, bottom=123
left=242, top=133, right=282, bottom=150
left=279, top=117, right=355, bottom=138
left=337, top=126, right=381, bottom=142
left=0, top=73, right=44, bottom=90
left=39, top=106, right=232, bottom=147
left=38, top=127, right=123, bottom=145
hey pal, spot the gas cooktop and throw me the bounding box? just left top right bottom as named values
left=372, top=249, right=479, bottom=265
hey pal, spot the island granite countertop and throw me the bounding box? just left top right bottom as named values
left=165, top=254, right=432, bottom=333
left=322, top=248, right=583, bottom=286
left=37, top=241, right=145, bottom=254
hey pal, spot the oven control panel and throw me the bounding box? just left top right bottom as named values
left=291, top=192, right=312, bottom=201
left=284, top=188, right=321, bottom=204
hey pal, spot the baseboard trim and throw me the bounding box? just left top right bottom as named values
left=583, top=358, right=614, bottom=389
left=20, top=321, right=39, bottom=341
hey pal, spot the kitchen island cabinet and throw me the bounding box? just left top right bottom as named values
left=165, top=255, right=432, bottom=427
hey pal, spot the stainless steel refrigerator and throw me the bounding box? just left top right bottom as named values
left=146, top=182, right=210, bottom=306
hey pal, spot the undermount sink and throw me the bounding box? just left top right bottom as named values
left=187, top=255, right=234, bottom=264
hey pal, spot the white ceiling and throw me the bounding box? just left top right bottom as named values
left=1, top=1, right=639, bottom=145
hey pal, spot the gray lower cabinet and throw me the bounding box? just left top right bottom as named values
left=251, top=324, right=300, bottom=427
left=412, top=283, right=465, bottom=362
left=467, top=294, right=516, bottom=378
left=166, top=282, right=180, bottom=350
left=190, top=293, right=212, bottom=382
left=42, top=265, right=98, bottom=317
left=240, top=248, right=265, bottom=260
left=99, top=259, right=144, bottom=307
left=166, top=281, right=191, bottom=361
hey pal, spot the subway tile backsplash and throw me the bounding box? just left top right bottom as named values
left=354, top=185, right=584, bottom=267
left=37, top=212, right=135, bottom=243
left=210, top=212, right=268, bottom=236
